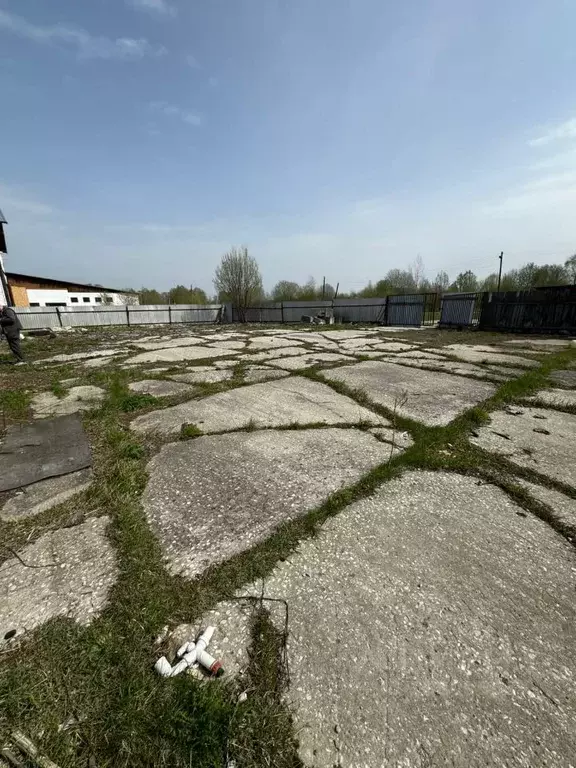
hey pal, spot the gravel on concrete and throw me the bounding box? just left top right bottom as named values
left=143, top=428, right=391, bottom=578
left=0, top=516, right=117, bottom=640
left=126, top=346, right=231, bottom=364
left=0, top=469, right=93, bottom=521
left=131, top=376, right=388, bottom=435
left=322, top=361, right=496, bottom=425
left=470, top=407, right=576, bottom=488
left=31, top=386, right=104, bottom=419
left=204, top=472, right=576, bottom=768
left=128, top=379, right=194, bottom=397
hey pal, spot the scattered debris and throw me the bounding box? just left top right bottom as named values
left=533, top=428, right=551, bottom=435
left=7, top=731, right=60, bottom=768
left=155, top=626, right=224, bottom=677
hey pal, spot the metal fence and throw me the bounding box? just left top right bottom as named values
left=439, top=292, right=482, bottom=328
left=16, top=304, right=223, bottom=330
left=478, top=287, right=576, bottom=333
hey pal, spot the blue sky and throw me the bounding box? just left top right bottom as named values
left=1, top=0, right=576, bottom=293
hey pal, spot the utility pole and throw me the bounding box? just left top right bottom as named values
left=497, top=251, right=504, bottom=292
left=321, top=276, right=326, bottom=300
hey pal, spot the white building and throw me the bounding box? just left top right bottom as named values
left=6, top=272, right=139, bottom=308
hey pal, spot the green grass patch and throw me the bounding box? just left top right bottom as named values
left=181, top=423, right=203, bottom=439
left=0, top=389, right=31, bottom=421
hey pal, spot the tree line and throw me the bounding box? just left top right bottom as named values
left=136, top=251, right=576, bottom=310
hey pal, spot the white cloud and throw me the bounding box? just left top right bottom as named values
left=127, top=0, right=176, bottom=17
left=185, top=54, right=201, bottom=69
left=528, top=117, right=576, bottom=147
left=0, top=9, right=166, bottom=60
left=149, top=101, right=202, bottom=127
left=0, top=184, right=56, bottom=217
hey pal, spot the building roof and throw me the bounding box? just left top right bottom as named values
left=0, top=209, right=7, bottom=225
left=6, top=271, right=137, bottom=294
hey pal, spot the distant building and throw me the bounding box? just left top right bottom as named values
left=6, top=272, right=139, bottom=307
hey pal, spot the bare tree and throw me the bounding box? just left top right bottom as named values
left=565, top=254, right=576, bottom=285
left=214, top=246, right=263, bottom=322
left=411, top=254, right=425, bottom=289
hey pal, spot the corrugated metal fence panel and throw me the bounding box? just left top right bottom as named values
left=128, top=306, right=170, bottom=325
left=333, top=298, right=387, bottom=323
left=282, top=301, right=333, bottom=323
left=60, top=307, right=128, bottom=327
left=237, top=304, right=283, bottom=323
left=386, top=294, right=425, bottom=326
left=17, top=307, right=62, bottom=329
left=15, top=304, right=223, bottom=330
left=439, top=293, right=477, bottom=327
left=168, top=305, right=222, bottom=324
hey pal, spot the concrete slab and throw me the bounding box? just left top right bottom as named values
left=37, top=349, right=121, bottom=364
left=31, top=386, right=104, bottom=419
left=128, top=379, right=194, bottom=397
left=246, top=346, right=320, bottom=364
left=320, top=330, right=378, bottom=340
left=395, top=349, right=445, bottom=360
left=243, top=366, right=290, bottom=383
left=126, top=346, right=231, bottom=365
left=168, top=368, right=233, bottom=385
left=551, top=369, right=576, bottom=388
left=206, top=472, right=576, bottom=768
left=517, top=479, right=576, bottom=530
left=131, top=376, right=388, bottom=436
left=0, top=415, right=92, bottom=493
left=368, top=342, right=417, bottom=352
left=268, top=352, right=355, bottom=371
left=0, top=517, right=117, bottom=640
left=143, top=428, right=390, bottom=578
left=504, top=338, right=570, bottom=349
left=213, top=359, right=241, bottom=369
left=437, top=344, right=538, bottom=368
left=132, top=336, right=206, bottom=350
left=83, top=357, right=114, bottom=369
left=470, top=407, right=576, bottom=488
left=528, top=388, right=576, bottom=408
left=207, top=340, right=247, bottom=351
left=378, top=356, right=510, bottom=382
left=249, top=336, right=304, bottom=349
left=322, top=361, right=496, bottom=426
left=0, top=469, right=93, bottom=521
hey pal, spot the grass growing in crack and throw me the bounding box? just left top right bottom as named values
left=244, top=417, right=258, bottom=432
left=50, top=380, right=67, bottom=398
left=228, top=605, right=302, bottom=768
left=181, top=422, right=203, bottom=439
left=0, top=389, right=31, bottom=422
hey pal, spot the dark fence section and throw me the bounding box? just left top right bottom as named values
left=478, top=286, right=576, bottom=333
left=439, top=292, right=482, bottom=328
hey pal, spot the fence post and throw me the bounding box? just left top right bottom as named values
left=281, top=302, right=285, bottom=324
left=56, top=307, right=63, bottom=327
left=126, top=305, right=130, bottom=326
left=168, top=305, right=172, bottom=324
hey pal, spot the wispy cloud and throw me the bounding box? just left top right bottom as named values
left=150, top=101, right=202, bottom=127
left=529, top=117, right=576, bottom=147
left=185, top=54, right=201, bottom=69
left=0, top=9, right=166, bottom=60
left=127, top=0, right=176, bottom=17
left=0, top=183, right=56, bottom=217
